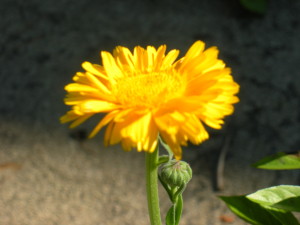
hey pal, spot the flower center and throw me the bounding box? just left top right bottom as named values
left=113, top=71, right=186, bottom=107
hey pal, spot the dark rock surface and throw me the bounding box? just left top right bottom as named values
left=1, top=0, right=299, bottom=224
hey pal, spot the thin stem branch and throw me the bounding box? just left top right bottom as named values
left=146, top=146, right=162, bottom=225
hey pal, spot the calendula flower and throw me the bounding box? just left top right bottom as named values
left=60, top=41, right=239, bottom=159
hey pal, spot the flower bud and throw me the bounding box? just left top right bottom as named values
left=160, top=160, right=192, bottom=188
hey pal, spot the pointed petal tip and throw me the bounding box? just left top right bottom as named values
left=174, top=153, right=182, bottom=160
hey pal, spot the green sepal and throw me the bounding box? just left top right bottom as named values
left=157, top=155, right=170, bottom=166
left=166, top=195, right=183, bottom=225
left=159, top=136, right=173, bottom=160
left=166, top=204, right=176, bottom=225
left=173, top=184, right=186, bottom=203
left=158, top=173, right=174, bottom=201
left=174, top=195, right=183, bottom=225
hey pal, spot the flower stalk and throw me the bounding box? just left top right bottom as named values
left=146, top=146, right=162, bottom=225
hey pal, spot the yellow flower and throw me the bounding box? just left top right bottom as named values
left=60, top=41, right=239, bottom=159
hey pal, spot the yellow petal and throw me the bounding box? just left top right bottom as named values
left=113, top=112, right=158, bottom=152
left=64, top=91, right=115, bottom=105
left=200, top=117, right=223, bottom=129
left=186, top=78, right=218, bottom=96
left=146, top=46, right=156, bottom=71
left=73, top=72, right=90, bottom=85
left=160, top=97, right=204, bottom=113
left=179, top=114, right=209, bottom=143
left=184, top=41, right=205, bottom=61
left=161, top=49, right=179, bottom=70
left=89, top=110, right=120, bottom=138
left=113, top=46, right=135, bottom=72
left=82, top=61, right=108, bottom=79
left=120, top=138, right=133, bottom=152
left=104, top=122, right=119, bottom=145
left=159, top=131, right=183, bottom=160
left=133, top=46, right=145, bottom=72
left=154, top=111, right=186, bottom=136
left=153, top=45, right=166, bottom=70
left=113, top=108, right=134, bottom=123
left=85, top=72, right=111, bottom=95
left=60, top=110, right=80, bottom=123
left=76, top=100, right=119, bottom=114
left=101, top=51, right=123, bottom=81
left=65, top=83, right=99, bottom=93
left=120, top=112, right=150, bottom=140
left=70, top=114, right=93, bottom=128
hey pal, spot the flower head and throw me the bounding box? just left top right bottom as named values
left=160, top=160, right=192, bottom=188
left=60, top=41, right=239, bottom=159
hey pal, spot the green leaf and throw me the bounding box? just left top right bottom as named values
left=247, top=185, right=300, bottom=212
left=253, top=152, right=300, bottom=170
left=267, top=207, right=300, bottom=225
left=219, top=195, right=296, bottom=225
left=239, top=0, right=268, bottom=14
left=247, top=185, right=300, bottom=206
left=272, top=196, right=300, bottom=212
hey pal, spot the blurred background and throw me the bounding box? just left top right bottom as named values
left=0, top=0, right=299, bottom=224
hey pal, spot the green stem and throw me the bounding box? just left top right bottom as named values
left=146, top=146, right=162, bottom=225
